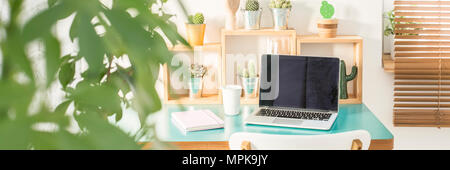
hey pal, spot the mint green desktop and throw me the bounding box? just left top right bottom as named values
left=154, top=104, right=393, bottom=143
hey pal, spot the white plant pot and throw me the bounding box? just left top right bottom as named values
left=244, top=9, right=262, bottom=30
left=271, top=8, right=290, bottom=30
left=390, top=35, right=395, bottom=60
left=241, top=77, right=259, bottom=98
left=188, top=77, right=203, bottom=98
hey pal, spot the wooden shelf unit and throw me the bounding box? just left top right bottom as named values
left=163, top=29, right=365, bottom=105
left=221, top=28, right=297, bottom=55
left=297, top=35, right=363, bottom=104
left=163, top=43, right=222, bottom=104
left=169, top=43, right=221, bottom=52
left=221, top=28, right=297, bottom=104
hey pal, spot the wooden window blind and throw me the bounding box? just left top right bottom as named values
left=394, top=0, right=450, bottom=127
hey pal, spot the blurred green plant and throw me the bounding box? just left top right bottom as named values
left=384, top=10, right=396, bottom=36
left=384, top=9, right=420, bottom=37
left=0, top=0, right=188, bottom=149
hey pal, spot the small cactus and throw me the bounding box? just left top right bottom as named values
left=245, top=0, right=260, bottom=11
left=248, top=61, right=257, bottom=77
left=269, top=0, right=292, bottom=9
left=188, top=13, right=204, bottom=24
left=240, top=61, right=257, bottom=78
left=320, top=1, right=335, bottom=19
left=339, top=60, right=357, bottom=99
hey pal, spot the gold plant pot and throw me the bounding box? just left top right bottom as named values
left=317, top=19, right=338, bottom=38
left=186, top=24, right=206, bottom=46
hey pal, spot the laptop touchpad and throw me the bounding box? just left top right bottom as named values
left=272, top=118, right=303, bottom=125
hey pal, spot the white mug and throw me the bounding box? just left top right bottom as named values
left=221, top=85, right=242, bottom=116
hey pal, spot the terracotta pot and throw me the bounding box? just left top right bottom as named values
left=317, top=18, right=338, bottom=38
left=185, top=23, right=206, bottom=46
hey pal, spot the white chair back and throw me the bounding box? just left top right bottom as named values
left=229, top=130, right=371, bottom=150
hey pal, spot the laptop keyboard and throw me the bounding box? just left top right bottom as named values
left=257, top=108, right=332, bottom=121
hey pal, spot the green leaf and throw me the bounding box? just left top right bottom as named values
left=74, top=112, right=141, bottom=150
left=132, top=62, right=162, bottom=124
left=58, top=60, right=75, bottom=89
left=48, top=0, right=58, bottom=7
left=44, top=35, right=62, bottom=86
left=54, top=100, right=72, bottom=114
left=0, top=120, right=31, bottom=149
left=23, top=1, right=75, bottom=42
left=2, top=26, right=34, bottom=81
left=69, top=14, right=79, bottom=42
left=115, top=110, right=123, bottom=122
left=0, top=82, right=35, bottom=116
left=110, top=66, right=132, bottom=95
left=70, top=83, right=122, bottom=118
left=78, top=12, right=105, bottom=79
left=29, top=110, right=70, bottom=129
left=103, top=9, right=152, bottom=60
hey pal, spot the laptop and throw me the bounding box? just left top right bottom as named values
left=244, top=54, right=340, bottom=130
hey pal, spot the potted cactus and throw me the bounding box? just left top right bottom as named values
left=239, top=61, right=259, bottom=98
left=339, top=60, right=357, bottom=99
left=188, top=64, right=207, bottom=98
left=243, top=0, right=262, bottom=30
left=317, top=1, right=338, bottom=38
left=269, top=0, right=292, bottom=30
left=186, top=13, right=206, bottom=46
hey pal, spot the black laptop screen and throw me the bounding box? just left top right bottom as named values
left=259, top=55, right=339, bottom=111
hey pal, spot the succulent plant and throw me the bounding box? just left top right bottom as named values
left=245, top=0, right=260, bottom=11
left=269, top=0, right=292, bottom=9
left=241, top=61, right=258, bottom=78
left=189, top=64, right=207, bottom=78
left=188, top=13, right=205, bottom=24
left=320, top=1, right=335, bottom=19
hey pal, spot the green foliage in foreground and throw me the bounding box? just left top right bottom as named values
left=0, top=0, right=188, bottom=149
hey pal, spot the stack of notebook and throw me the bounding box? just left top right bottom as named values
left=171, top=109, right=224, bottom=132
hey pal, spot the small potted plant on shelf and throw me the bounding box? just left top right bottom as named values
left=317, top=1, right=338, bottom=38
left=243, top=0, right=262, bottom=30
left=239, top=61, right=259, bottom=98
left=188, top=64, right=207, bottom=98
left=384, top=10, right=397, bottom=59
left=269, top=0, right=292, bottom=30
left=186, top=13, right=206, bottom=46
left=383, top=10, right=420, bottom=59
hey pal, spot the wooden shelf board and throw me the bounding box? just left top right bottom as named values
left=297, top=35, right=363, bottom=43
left=383, top=54, right=394, bottom=73
left=169, top=43, right=221, bottom=52
left=222, top=28, right=297, bottom=36
left=166, top=94, right=221, bottom=104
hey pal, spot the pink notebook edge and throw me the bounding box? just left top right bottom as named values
left=171, top=109, right=224, bottom=132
